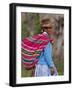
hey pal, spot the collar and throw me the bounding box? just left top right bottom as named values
left=43, top=32, right=48, bottom=35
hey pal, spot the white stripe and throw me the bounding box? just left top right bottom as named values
left=22, top=45, right=42, bottom=52
left=30, top=36, right=49, bottom=42
left=22, top=46, right=34, bottom=52
left=22, top=56, right=36, bottom=60
left=22, top=42, right=37, bottom=50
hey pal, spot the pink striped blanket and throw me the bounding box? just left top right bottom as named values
left=21, top=33, right=53, bottom=69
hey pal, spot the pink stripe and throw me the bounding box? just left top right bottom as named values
left=21, top=42, right=38, bottom=50
left=21, top=33, right=53, bottom=52
left=22, top=56, right=34, bottom=60
left=22, top=53, right=39, bottom=60
left=22, top=38, right=41, bottom=47
left=22, top=52, right=39, bottom=57
left=22, top=63, right=35, bottom=68
left=22, top=46, right=35, bottom=52
left=32, top=34, right=49, bottom=40
left=22, top=61, right=33, bottom=65
left=22, top=40, right=48, bottom=49
left=22, top=45, right=42, bottom=53
left=22, top=41, right=48, bottom=51
left=22, top=59, right=38, bottom=65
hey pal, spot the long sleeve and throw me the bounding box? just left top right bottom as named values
left=44, top=42, right=54, bottom=67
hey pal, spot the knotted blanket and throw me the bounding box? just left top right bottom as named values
left=21, top=33, right=53, bottom=69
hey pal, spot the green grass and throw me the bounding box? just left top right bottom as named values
left=54, top=59, right=64, bottom=75
left=21, top=66, right=35, bottom=77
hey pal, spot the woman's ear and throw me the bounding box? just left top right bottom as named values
left=41, top=29, right=44, bottom=33
left=41, top=27, right=44, bottom=32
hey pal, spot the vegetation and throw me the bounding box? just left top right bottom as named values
left=21, top=13, right=64, bottom=77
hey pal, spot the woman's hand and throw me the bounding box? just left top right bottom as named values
left=50, top=67, right=56, bottom=75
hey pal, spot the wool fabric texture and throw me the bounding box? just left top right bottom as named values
left=21, top=33, right=53, bottom=69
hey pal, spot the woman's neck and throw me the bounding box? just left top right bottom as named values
left=43, top=31, right=51, bottom=38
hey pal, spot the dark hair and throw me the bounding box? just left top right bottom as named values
left=40, top=18, right=53, bottom=32
left=41, top=18, right=51, bottom=25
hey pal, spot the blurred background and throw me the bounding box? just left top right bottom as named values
left=21, top=12, right=64, bottom=76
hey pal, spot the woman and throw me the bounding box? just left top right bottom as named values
left=34, top=18, right=58, bottom=76
left=21, top=18, right=58, bottom=77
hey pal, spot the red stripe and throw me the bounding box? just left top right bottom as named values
left=22, top=38, right=41, bottom=47
left=22, top=53, right=39, bottom=60
left=22, top=41, right=49, bottom=52
left=21, top=43, right=38, bottom=50
left=22, top=54, right=37, bottom=60
left=32, top=34, right=49, bottom=40
left=21, top=33, right=53, bottom=52
left=22, top=39, right=49, bottom=49
left=22, top=63, right=35, bottom=69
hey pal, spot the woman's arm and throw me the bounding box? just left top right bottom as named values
left=44, top=42, right=58, bottom=75
left=44, top=42, right=54, bottom=67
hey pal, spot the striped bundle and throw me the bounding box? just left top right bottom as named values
left=21, top=33, right=53, bottom=69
